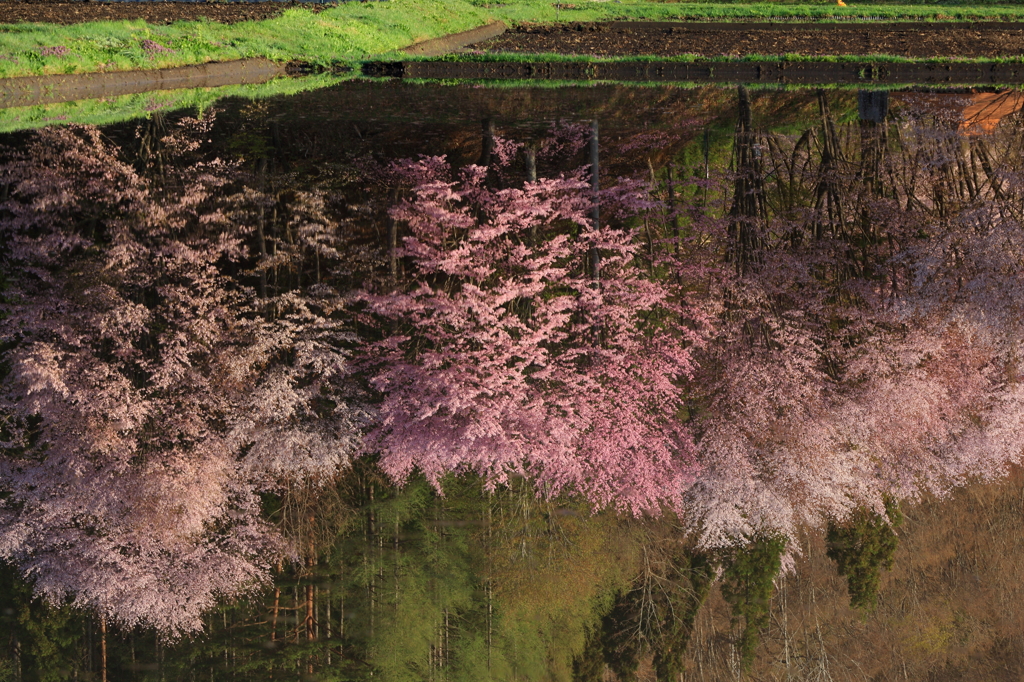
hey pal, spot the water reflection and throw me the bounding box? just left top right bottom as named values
left=1, top=83, right=1023, bottom=681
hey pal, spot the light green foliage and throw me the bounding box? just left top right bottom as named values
left=719, top=535, right=787, bottom=672
left=826, top=499, right=903, bottom=611
left=347, top=478, right=484, bottom=681
left=268, top=470, right=638, bottom=681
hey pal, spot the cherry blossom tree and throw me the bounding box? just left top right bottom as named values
left=0, top=121, right=363, bottom=636
left=357, top=141, right=709, bottom=515
left=679, top=95, right=1024, bottom=558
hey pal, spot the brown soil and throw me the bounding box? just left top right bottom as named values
left=476, top=22, right=1024, bottom=58
left=0, top=0, right=334, bottom=26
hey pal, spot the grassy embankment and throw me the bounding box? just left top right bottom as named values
left=3, top=0, right=1024, bottom=81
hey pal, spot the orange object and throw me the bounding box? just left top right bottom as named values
left=837, top=0, right=847, bottom=5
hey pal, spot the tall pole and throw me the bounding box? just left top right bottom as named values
left=525, top=144, right=539, bottom=244
left=387, top=188, right=399, bottom=289
left=100, top=614, right=107, bottom=682
left=589, top=119, right=601, bottom=281
left=479, top=118, right=496, bottom=167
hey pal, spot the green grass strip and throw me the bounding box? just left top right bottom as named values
left=0, top=0, right=493, bottom=79
left=4, top=1, right=1024, bottom=81
left=486, top=1, right=1024, bottom=24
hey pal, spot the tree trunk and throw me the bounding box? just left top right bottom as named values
left=306, top=577, right=315, bottom=642
left=271, top=559, right=282, bottom=641
left=812, top=89, right=846, bottom=241
left=727, top=85, right=766, bottom=276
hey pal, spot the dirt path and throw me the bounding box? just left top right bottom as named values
left=476, top=22, right=1024, bottom=58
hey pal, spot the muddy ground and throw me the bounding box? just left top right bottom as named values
left=475, top=21, right=1024, bottom=58
left=0, top=0, right=334, bottom=25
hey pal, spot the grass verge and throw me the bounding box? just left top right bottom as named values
left=3, top=1, right=1024, bottom=80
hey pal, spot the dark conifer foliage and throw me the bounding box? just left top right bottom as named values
left=826, top=499, right=903, bottom=611
left=652, top=551, right=715, bottom=682
left=571, top=628, right=605, bottom=682
left=719, top=535, right=787, bottom=671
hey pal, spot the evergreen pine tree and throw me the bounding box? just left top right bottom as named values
left=653, top=551, right=715, bottom=682
left=719, top=535, right=786, bottom=672
left=826, top=499, right=903, bottom=611
left=599, top=592, right=643, bottom=682
left=572, top=626, right=606, bottom=682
